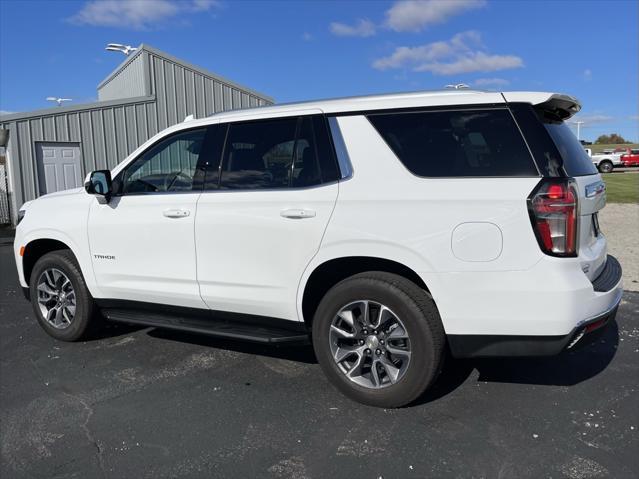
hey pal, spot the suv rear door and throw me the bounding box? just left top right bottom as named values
left=194, top=113, right=340, bottom=321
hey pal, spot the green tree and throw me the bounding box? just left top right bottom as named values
left=595, top=133, right=630, bottom=144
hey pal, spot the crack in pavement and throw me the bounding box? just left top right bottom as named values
left=61, top=391, right=108, bottom=479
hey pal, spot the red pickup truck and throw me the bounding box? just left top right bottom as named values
left=621, top=149, right=639, bottom=167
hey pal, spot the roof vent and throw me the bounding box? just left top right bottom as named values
left=445, top=83, right=470, bottom=90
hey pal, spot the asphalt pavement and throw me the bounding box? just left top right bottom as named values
left=1, top=243, right=637, bottom=478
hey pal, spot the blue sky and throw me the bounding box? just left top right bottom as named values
left=0, top=0, right=637, bottom=142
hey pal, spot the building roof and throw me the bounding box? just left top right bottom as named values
left=97, top=44, right=273, bottom=102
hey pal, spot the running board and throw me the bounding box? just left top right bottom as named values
left=100, top=305, right=310, bottom=345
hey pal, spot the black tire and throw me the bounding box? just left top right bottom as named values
left=29, top=250, right=97, bottom=341
left=598, top=160, right=613, bottom=173
left=312, top=272, right=445, bottom=408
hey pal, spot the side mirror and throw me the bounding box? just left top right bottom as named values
left=85, top=170, right=112, bottom=203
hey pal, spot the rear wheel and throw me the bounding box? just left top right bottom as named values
left=598, top=160, right=613, bottom=173
left=29, top=250, right=97, bottom=341
left=312, top=272, right=444, bottom=407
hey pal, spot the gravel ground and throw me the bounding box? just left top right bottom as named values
left=598, top=203, right=639, bottom=291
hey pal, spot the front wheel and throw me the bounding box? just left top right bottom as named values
left=312, top=272, right=445, bottom=408
left=29, top=250, right=97, bottom=341
left=598, top=160, right=613, bottom=173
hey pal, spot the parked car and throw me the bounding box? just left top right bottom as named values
left=602, top=147, right=630, bottom=155
left=13, top=90, right=622, bottom=407
left=621, top=149, right=639, bottom=167
left=589, top=150, right=625, bottom=173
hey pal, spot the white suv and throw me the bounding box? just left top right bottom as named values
left=14, top=90, right=623, bottom=407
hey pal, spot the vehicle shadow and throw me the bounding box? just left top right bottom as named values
left=413, top=319, right=620, bottom=406
left=147, top=328, right=318, bottom=364
left=131, top=318, right=618, bottom=404
left=91, top=319, right=147, bottom=339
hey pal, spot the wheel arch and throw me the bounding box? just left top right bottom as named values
left=22, top=238, right=78, bottom=285
left=300, top=256, right=432, bottom=327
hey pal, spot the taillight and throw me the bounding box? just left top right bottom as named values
left=528, top=179, right=578, bottom=257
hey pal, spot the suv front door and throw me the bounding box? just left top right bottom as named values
left=88, top=127, right=212, bottom=308
left=195, top=114, right=340, bottom=321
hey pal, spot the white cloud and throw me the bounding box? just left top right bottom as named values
left=70, top=0, right=219, bottom=29
left=473, top=77, right=510, bottom=86
left=570, top=114, right=613, bottom=124
left=385, top=0, right=486, bottom=32
left=630, top=115, right=639, bottom=121
left=373, top=31, right=523, bottom=75
left=329, top=19, right=376, bottom=37
left=583, top=68, right=592, bottom=80
left=190, top=0, right=218, bottom=11
left=0, top=110, right=14, bottom=116
left=302, top=32, right=313, bottom=42
left=416, top=52, right=523, bottom=75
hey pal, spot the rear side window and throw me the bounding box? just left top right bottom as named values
left=220, top=117, right=298, bottom=190
left=367, top=109, right=537, bottom=177
left=217, top=115, right=339, bottom=190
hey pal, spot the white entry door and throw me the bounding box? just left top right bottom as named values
left=36, top=142, right=82, bottom=195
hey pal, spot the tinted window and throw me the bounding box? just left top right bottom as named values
left=313, top=116, right=341, bottom=183
left=120, top=129, right=207, bottom=194
left=543, top=121, right=598, bottom=176
left=368, top=109, right=537, bottom=177
left=292, top=116, right=340, bottom=187
left=218, top=116, right=339, bottom=190
left=509, top=103, right=598, bottom=177
left=220, top=118, right=297, bottom=190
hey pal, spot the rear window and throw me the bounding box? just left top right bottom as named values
left=542, top=121, right=598, bottom=176
left=508, top=103, right=597, bottom=177
left=367, top=109, right=538, bottom=177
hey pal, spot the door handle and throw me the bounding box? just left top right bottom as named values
left=163, top=209, right=190, bottom=218
left=280, top=208, right=316, bottom=219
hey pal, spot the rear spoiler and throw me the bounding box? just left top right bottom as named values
left=502, top=92, right=581, bottom=121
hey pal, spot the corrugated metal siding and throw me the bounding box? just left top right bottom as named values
left=147, top=51, right=271, bottom=125
left=0, top=97, right=156, bottom=210
left=97, top=54, right=146, bottom=101
left=0, top=46, right=273, bottom=223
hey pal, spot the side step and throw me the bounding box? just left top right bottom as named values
left=101, top=307, right=310, bottom=344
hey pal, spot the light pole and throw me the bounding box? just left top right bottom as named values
left=105, top=44, right=137, bottom=56
left=575, top=121, right=585, bottom=141
left=46, top=97, right=72, bottom=107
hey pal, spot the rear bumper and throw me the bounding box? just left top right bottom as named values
left=446, top=254, right=623, bottom=358
left=448, top=296, right=620, bottom=357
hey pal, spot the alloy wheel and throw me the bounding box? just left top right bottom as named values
left=329, top=300, right=411, bottom=389
left=36, top=268, right=76, bottom=329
